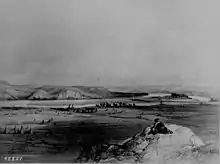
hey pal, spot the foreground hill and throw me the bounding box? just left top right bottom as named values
left=97, top=124, right=218, bottom=164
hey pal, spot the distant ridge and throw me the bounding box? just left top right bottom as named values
left=0, top=80, right=216, bottom=100
left=0, top=80, right=10, bottom=86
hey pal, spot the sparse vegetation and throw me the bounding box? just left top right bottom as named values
left=0, top=81, right=218, bottom=163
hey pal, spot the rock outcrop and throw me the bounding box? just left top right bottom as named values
left=98, top=124, right=218, bottom=164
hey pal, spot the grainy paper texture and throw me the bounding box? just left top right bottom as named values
left=0, top=0, right=219, bottom=163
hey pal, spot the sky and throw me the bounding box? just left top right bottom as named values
left=0, top=0, right=219, bottom=87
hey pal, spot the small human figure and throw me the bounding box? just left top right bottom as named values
left=148, top=118, right=173, bottom=135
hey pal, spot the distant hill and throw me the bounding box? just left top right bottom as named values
left=28, top=89, right=54, bottom=100
left=0, top=81, right=148, bottom=100
left=108, top=85, right=219, bottom=100
left=0, top=80, right=10, bottom=86
left=0, top=81, right=217, bottom=101
left=0, top=90, right=17, bottom=100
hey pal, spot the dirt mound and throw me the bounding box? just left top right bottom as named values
left=97, top=124, right=218, bottom=164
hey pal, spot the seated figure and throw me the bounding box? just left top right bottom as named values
left=148, top=118, right=173, bottom=135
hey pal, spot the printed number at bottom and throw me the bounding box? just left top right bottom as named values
left=4, top=156, right=23, bottom=161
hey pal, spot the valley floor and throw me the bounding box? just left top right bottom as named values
left=0, top=101, right=219, bottom=163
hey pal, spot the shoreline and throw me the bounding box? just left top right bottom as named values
left=0, top=98, right=218, bottom=108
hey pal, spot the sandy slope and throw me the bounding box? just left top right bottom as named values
left=100, top=124, right=218, bottom=164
